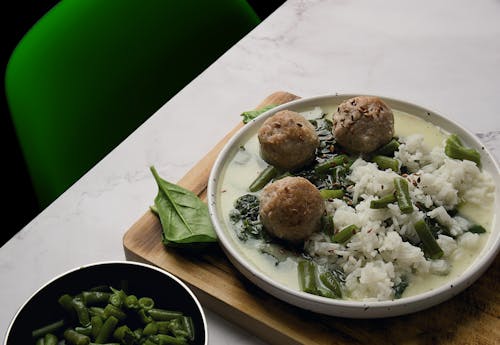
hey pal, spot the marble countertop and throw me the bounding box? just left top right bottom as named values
left=2, top=0, right=499, bottom=344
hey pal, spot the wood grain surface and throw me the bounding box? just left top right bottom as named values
left=123, top=91, right=499, bottom=345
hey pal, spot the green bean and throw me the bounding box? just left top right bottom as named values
left=82, top=291, right=111, bottom=306
left=374, top=138, right=400, bottom=156
left=124, top=295, right=139, bottom=309
left=314, top=154, right=349, bottom=174
left=415, top=220, right=444, bottom=259
left=181, top=316, right=195, bottom=341
left=72, top=296, right=91, bottom=326
left=154, top=333, right=189, bottom=345
left=138, top=297, right=155, bottom=310
left=137, top=308, right=153, bottom=324
left=94, top=315, right=118, bottom=344
left=332, top=224, right=358, bottom=243
left=445, top=134, right=481, bottom=166
left=113, top=324, right=134, bottom=342
left=103, top=304, right=127, bottom=321
left=319, top=189, right=344, bottom=199
left=64, top=329, right=90, bottom=345
left=249, top=166, right=279, bottom=192
left=89, top=307, right=105, bottom=318
left=394, top=178, right=414, bottom=214
left=133, top=328, right=143, bottom=340
left=143, top=321, right=159, bottom=336
left=36, top=337, right=44, bottom=345
left=319, top=271, right=342, bottom=298
left=75, top=325, right=93, bottom=336
left=297, top=260, right=317, bottom=294
left=32, top=319, right=65, bottom=339
left=469, top=224, right=486, bottom=233
left=109, top=287, right=126, bottom=308
left=370, top=193, right=397, bottom=209
left=148, top=308, right=183, bottom=321
left=142, top=340, right=158, bottom=345
left=89, top=343, right=119, bottom=345
left=372, top=155, right=399, bottom=172
left=91, top=315, right=103, bottom=339
left=58, top=294, right=74, bottom=314
left=44, top=333, right=58, bottom=345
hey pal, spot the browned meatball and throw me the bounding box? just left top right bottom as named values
left=259, top=176, right=325, bottom=243
left=332, top=96, right=394, bottom=153
left=258, top=110, right=319, bottom=171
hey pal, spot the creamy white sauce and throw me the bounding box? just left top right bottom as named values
left=218, top=107, right=494, bottom=299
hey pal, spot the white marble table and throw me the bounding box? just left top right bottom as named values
left=2, top=0, right=499, bottom=343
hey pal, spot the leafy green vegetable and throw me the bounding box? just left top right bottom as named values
left=229, top=194, right=264, bottom=241
left=150, top=166, right=217, bottom=247
left=394, top=277, right=408, bottom=298
left=240, top=104, right=277, bottom=124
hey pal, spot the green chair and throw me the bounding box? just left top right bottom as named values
left=6, top=0, right=259, bottom=207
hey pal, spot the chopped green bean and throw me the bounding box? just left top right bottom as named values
left=445, top=134, right=481, bottom=166
left=372, top=155, right=399, bottom=172
left=64, top=329, right=90, bottom=345
left=137, top=308, right=153, bottom=324
left=468, top=224, right=486, bottom=233
left=148, top=308, right=183, bottom=321
left=113, top=324, right=134, bottom=342
left=58, top=294, right=74, bottom=314
left=109, top=287, right=126, bottom=308
left=249, top=166, right=279, bottom=192
left=154, top=333, right=189, bottom=344
left=94, top=315, right=118, bottom=344
left=319, top=189, right=344, bottom=199
left=72, top=296, right=91, bottom=327
left=394, top=178, right=414, bottom=214
left=43, top=333, right=58, bottom=345
left=88, top=307, right=105, bottom=318
left=415, top=220, right=444, bottom=259
left=374, top=138, right=400, bottom=156
left=319, top=271, right=342, bottom=298
left=297, top=260, right=317, bottom=294
left=332, top=224, right=358, bottom=243
left=124, top=295, right=138, bottom=309
left=75, top=325, right=93, bottom=336
left=181, top=316, right=195, bottom=341
left=370, top=194, right=397, bottom=209
left=82, top=291, right=111, bottom=306
left=90, top=315, right=103, bottom=339
left=32, top=319, right=65, bottom=339
left=143, top=321, right=159, bottom=336
left=314, top=155, right=349, bottom=174
left=103, top=304, right=127, bottom=321
left=36, top=338, right=44, bottom=345
left=138, top=297, right=155, bottom=310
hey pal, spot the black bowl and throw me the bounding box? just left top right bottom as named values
left=4, top=261, right=207, bottom=345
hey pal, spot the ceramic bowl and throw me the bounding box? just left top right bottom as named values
left=4, top=261, right=208, bottom=344
left=207, top=94, right=500, bottom=318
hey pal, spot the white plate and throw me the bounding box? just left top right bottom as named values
left=207, top=94, right=500, bottom=318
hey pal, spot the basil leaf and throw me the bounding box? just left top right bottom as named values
left=240, top=104, right=277, bottom=124
left=150, top=166, right=217, bottom=246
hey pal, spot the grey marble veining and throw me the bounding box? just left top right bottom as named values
left=1, top=1, right=499, bottom=344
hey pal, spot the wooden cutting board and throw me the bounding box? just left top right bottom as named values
left=123, top=91, right=500, bottom=345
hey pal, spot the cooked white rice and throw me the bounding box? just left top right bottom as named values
left=304, top=135, right=495, bottom=301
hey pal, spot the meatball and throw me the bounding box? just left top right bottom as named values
left=332, top=96, right=394, bottom=153
left=259, top=176, right=325, bottom=243
left=258, top=110, right=319, bottom=171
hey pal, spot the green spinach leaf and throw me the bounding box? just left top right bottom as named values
left=150, top=166, right=217, bottom=247
left=240, top=104, right=277, bottom=124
